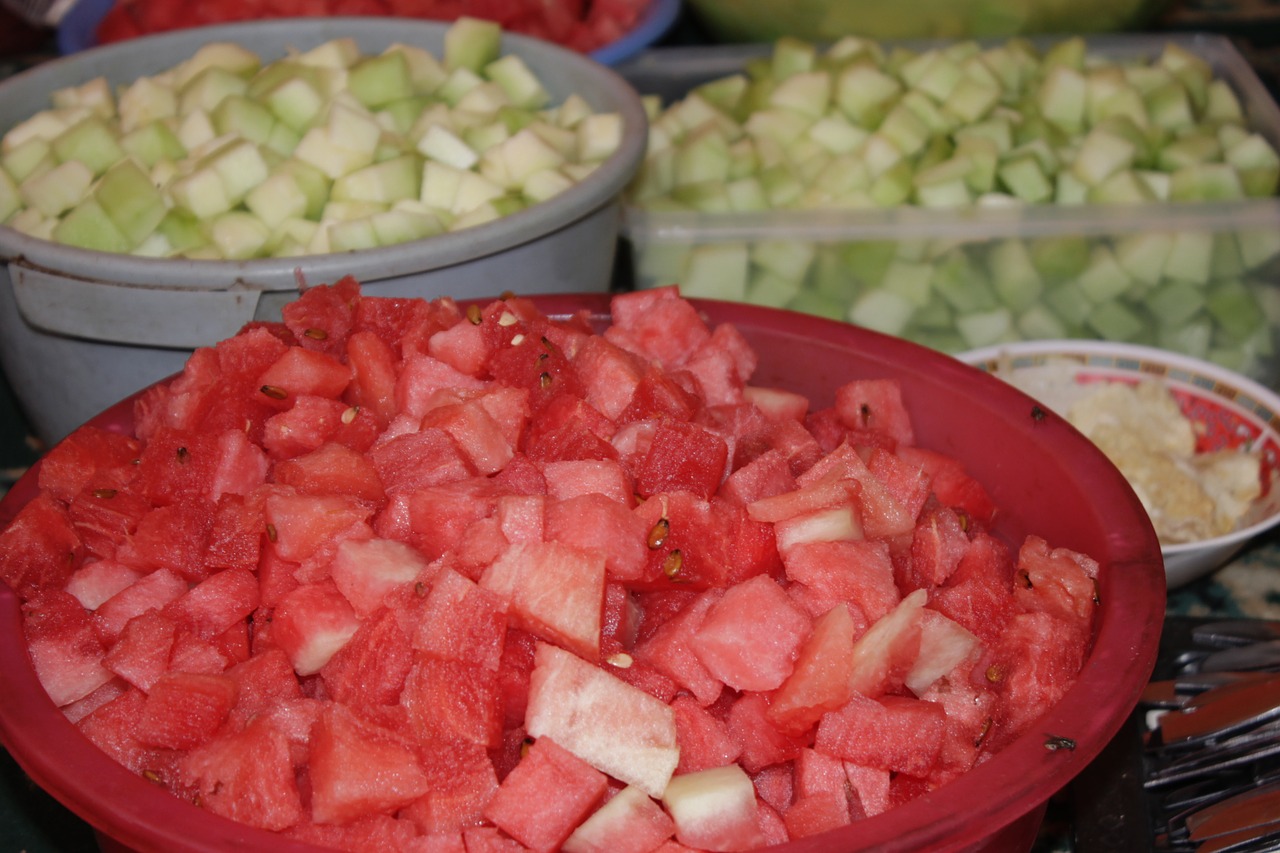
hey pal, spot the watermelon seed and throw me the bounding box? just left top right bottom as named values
left=260, top=384, right=288, bottom=400
left=985, top=663, right=1004, bottom=683
left=859, top=403, right=872, bottom=425
left=266, top=523, right=278, bottom=543
left=1017, top=569, right=1033, bottom=589
left=303, top=328, right=328, bottom=340
left=500, top=290, right=517, bottom=301
left=1031, top=405, right=1047, bottom=422
left=92, top=488, right=117, bottom=499
left=520, top=736, right=535, bottom=758
left=341, top=406, right=359, bottom=425
left=467, top=304, right=483, bottom=324
left=539, top=372, right=553, bottom=389
left=541, top=336, right=554, bottom=350
left=1043, top=735, right=1076, bottom=752
left=975, top=718, right=992, bottom=748
left=510, top=334, right=525, bottom=346
left=662, top=549, right=684, bottom=579
left=607, top=652, right=634, bottom=669
left=415, top=581, right=427, bottom=597
left=142, top=769, right=162, bottom=784
left=647, top=518, right=670, bottom=549
left=1092, top=579, right=1101, bottom=605
left=176, top=446, right=189, bottom=465
left=498, top=311, right=518, bottom=327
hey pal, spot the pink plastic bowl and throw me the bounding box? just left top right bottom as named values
left=0, top=294, right=1165, bottom=853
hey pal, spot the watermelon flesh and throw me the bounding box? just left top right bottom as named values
left=0, top=279, right=1100, bottom=850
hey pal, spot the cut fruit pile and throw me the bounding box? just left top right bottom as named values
left=0, top=17, right=624, bottom=259
left=94, top=0, right=651, bottom=57
left=0, top=283, right=1099, bottom=851
left=624, top=34, right=1280, bottom=378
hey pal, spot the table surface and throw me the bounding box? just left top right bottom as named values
left=3, top=1, right=1280, bottom=850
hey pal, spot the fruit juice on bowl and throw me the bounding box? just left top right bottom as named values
left=0, top=288, right=1164, bottom=853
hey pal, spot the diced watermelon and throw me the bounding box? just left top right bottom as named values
left=632, top=589, right=725, bottom=706
left=22, top=588, right=113, bottom=706
left=0, top=494, right=83, bottom=596
left=662, top=764, right=765, bottom=853
left=135, top=671, right=238, bottom=750
left=399, top=735, right=500, bottom=835
left=782, top=540, right=899, bottom=627
left=270, top=580, right=361, bottom=676
left=988, top=609, right=1090, bottom=748
left=264, top=489, right=373, bottom=567
left=224, top=646, right=304, bottom=721
left=67, top=486, right=151, bottom=561
left=815, top=692, right=946, bottom=776
left=369, top=428, right=477, bottom=494
left=64, top=559, right=144, bottom=611
left=606, top=287, right=712, bottom=370
left=36, top=425, right=140, bottom=503
left=281, top=277, right=360, bottom=357
left=308, top=702, right=431, bottom=825
left=395, top=353, right=487, bottom=421
left=102, top=608, right=176, bottom=691
left=480, top=540, right=605, bottom=662
left=767, top=603, right=857, bottom=736
left=93, top=567, right=189, bottom=645
left=691, top=574, right=812, bottom=693
left=77, top=687, right=180, bottom=784
left=403, top=655, right=503, bottom=749
left=562, top=784, right=676, bottom=853
left=833, top=378, right=915, bottom=448
left=484, top=736, right=608, bottom=852
left=671, top=694, right=741, bottom=775
left=928, top=530, right=1017, bottom=646
left=320, top=607, right=414, bottom=707
left=525, top=643, right=679, bottom=799
left=274, top=441, right=386, bottom=503
left=406, top=478, right=502, bottom=561
left=257, top=345, right=352, bottom=406
left=727, top=693, right=805, bottom=775
left=165, top=566, right=259, bottom=640
left=329, top=536, right=431, bottom=618
left=572, top=335, right=646, bottom=421
left=896, top=445, right=998, bottom=527
left=635, top=420, right=729, bottom=501
left=847, top=588, right=927, bottom=698
left=545, top=493, right=648, bottom=583
left=414, top=566, right=509, bottom=671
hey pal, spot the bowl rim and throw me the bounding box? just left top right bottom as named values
left=958, top=338, right=1280, bottom=556
left=1, top=16, right=649, bottom=293
left=0, top=295, right=1166, bottom=853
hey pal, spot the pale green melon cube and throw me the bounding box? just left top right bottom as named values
left=52, top=77, right=115, bottom=120
left=680, top=242, right=750, bottom=300
left=117, top=76, right=177, bottom=132
left=3, top=136, right=56, bottom=183
left=170, top=165, right=233, bottom=219
left=484, top=54, right=550, bottom=110
left=296, top=38, right=361, bottom=71
left=179, top=66, right=250, bottom=116
left=348, top=51, right=415, bottom=109
left=53, top=197, right=131, bottom=252
left=332, top=153, right=423, bottom=204
left=176, top=109, right=218, bottom=151
left=245, top=172, right=310, bottom=228
left=94, top=158, right=167, bottom=246
left=445, top=16, right=502, bottom=73
left=7, top=207, right=54, bottom=239
left=120, top=120, right=187, bottom=167
left=22, top=159, right=93, bottom=218
left=209, top=211, right=271, bottom=259
left=3, top=106, right=90, bottom=153
left=385, top=42, right=447, bottom=95
left=521, top=167, right=575, bottom=203
left=417, top=124, right=479, bottom=170
left=327, top=215, right=380, bottom=252
left=51, top=116, right=125, bottom=176
left=263, top=75, right=326, bottom=132
left=370, top=208, right=443, bottom=245
left=175, top=42, right=261, bottom=89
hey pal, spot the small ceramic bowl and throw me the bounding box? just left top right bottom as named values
left=960, top=339, right=1280, bottom=589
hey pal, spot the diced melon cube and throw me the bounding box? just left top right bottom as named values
left=94, top=158, right=168, bottom=246
left=175, top=42, right=261, bottom=89
left=577, top=113, right=623, bottom=163
left=331, top=153, right=423, bottom=204
left=445, top=16, right=502, bottom=73
left=117, top=76, right=178, bottom=133
left=208, top=211, right=271, bottom=259
left=484, top=54, right=550, bottom=110
left=3, top=136, right=56, bottom=184
left=53, top=197, right=132, bottom=252
left=51, top=116, right=125, bottom=176
left=417, top=124, right=479, bottom=170
left=348, top=51, right=415, bottom=109
left=179, top=66, right=251, bottom=116
left=296, top=38, right=361, bottom=70
left=384, top=42, right=447, bottom=95
left=19, top=159, right=92, bottom=218
left=52, top=77, right=115, bottom=120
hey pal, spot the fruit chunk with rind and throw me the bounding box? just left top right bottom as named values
left=525, top=643, right=679, bottom=799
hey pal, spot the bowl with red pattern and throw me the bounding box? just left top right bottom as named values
left=962, top=338, right=1280, bottom=588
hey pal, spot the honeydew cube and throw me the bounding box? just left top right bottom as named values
left=176, top=109, right=218, bottom=151
left=259, top=75, right=326, bottom=133
left=1114, top=232, right=1174, bottom=285
left=19, top=159, right=92, bottom=218
left=51, top=116, right=124, bottom=176
left=877, top=106, right=930, bottom=159
left=327, top=215, right=381, bottom=252
left=767, top=70, right=832, bottom=120
left=153, top=208, right=205, bottom=254
left=945, top=76, right=1001, bottom=125
left=672, top=180, right=731, bottom=212
left=450, top=170, right=505, bottom=216
left=297, top=38, right=361, bottom=70
left=1037, top=65, right=1087, bottom=134
left=208, top=94, right=275, bottom=146
left=518, top=167, right=573, bottom=204
left=674, top=125, right=730, bottom=187
left=445, top=16, right=502, bottom=73
left=1162, top=230, right=1215, bottom=285
left=1054, top=170, right=1089, bottom=205
left=344, top=50, right=414, bottom=109
left=1076, top=246, right=1133, bottom=302
left=743, top=108, right=812, bottom=147
left=120, top=120, right=186, bottom=167
left=2, top=106, right=90, bottom=153
left=680, top=242, right=749, bottom=300
left=1203, top=79, right=1245, bottom=124
left=483, top=54, right=549, bottom=110
left=1091, top=85, right=1150, bottom=130
left=1072, top=126, right=1136, bottom=186
left=1086, top=300, right=1147, bottom=341
left=1146, top=81, right=1195, bottom=133
left=332, top=153, right=422, bottom=204
left=6, top=207, right=54, bottom=239
left=868, top=158, right=914, bottom=206
left=1168, top=162, right=1245, bottom=201
left=369, top=207, right=443, bottom=245
left=848, top=288, right=915, bottom=335
left=553, top=93, right=595, bottom=131
left=179, top=67, right=250, bottom=116
left=1225, top=133, right=1280, bottom=197
left=415, top=124, right=478, bottom=171
left=94, top=158, right=167, bottom=246
left=496, top=128, right=566, bottom=186
left=130, top=231, right=174, bottom=257
left=1087, top=169, right=1157, bottom=205
left=913, top=158, right=973, bottom=208
left=900, top=90, right=954, bottom=137
left=385, top=43, right=447, bottom=95
left=997, top=152, right=1052, bottom=203
left=420, top=160, right=466, bottom=210
left=294, top=126, right=371, bottom=180
left=175, top=42, right=261, bottom=89
left=956, top=306, right=1014, bottom=348
left=269, top=217, right=320, bottom=254
left=455, top=82, right=511, bottom=117
left=988, top=239, right=1043, bottom=312
left=52, top=77, right=115, bottom=120
left=203, top=139, right=269, bottom=203
left=437, top=67, right=486, bottom=107
left=245, top=172, right=309, bottom=227
left=1160, top=43, right=1213, bottom=109
left=169, top=165, right=233, bottom=219
left=577, top=112, right=622, bottom=165
left=206, top=211, right=270, bottom=259
left=3, top=137, right=56, bottom=183
left=451, top=198, right=518, bottom=229
left=53, top=197, right=132, bottom=252
left=1017, top=304, right=1070, bottom=339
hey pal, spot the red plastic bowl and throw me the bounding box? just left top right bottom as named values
left=0, top=294, right=1165, bottom=853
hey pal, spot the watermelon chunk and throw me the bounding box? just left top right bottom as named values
left=483, top=736, right=608, bottom=852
